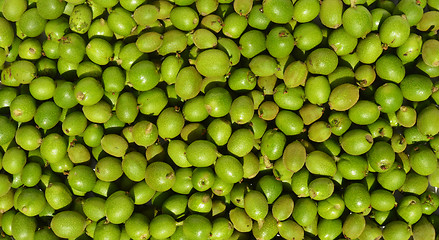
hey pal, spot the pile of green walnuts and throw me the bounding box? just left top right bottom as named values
left=1, top=0, right=439, bottom=239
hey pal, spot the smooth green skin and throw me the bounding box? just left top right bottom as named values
left=305, top=76, right=331, bottom=105
left=273, top=84, right=305, bottom=111
left=317, top=194, right=345, bottom=220
left=379, top=15, right=410, bottom=48
left=122, top=151, right=147, bottom=182
left=422, top=39, right=439, bottom=67
left=95, top=156, right=123, bottom=182
left=2, top=147, right=26, bottom=175
left=18, top=8, right=47, bottom=37
left=161, top=55, right=184, bottom=85
left=167, top=140, right=192, bottom=168
left=249, top=115, right=268, bottom=139
left=320, top=0, right=343, bottom=28
left=342, top=6, right=372, bottom=38
left=0, top=116, right=15, bottom=146
left=397, top=196, right=423, bottom=225
left=413, top=216, right=435, bottom=240
left=355, top=64, right=376, bottom=87
left=278, top=220, right=305, bottom=240
left=20, top=162, right=42, bottom=187
left=157, top=107, right=185, bottom=139
left=337, top=154, right=368, bottom=180
left=0, top=174, right=11, bottom=197
left=34, top=227, right=59, bottom=240
left=262, top=0, right=294, bottom=24
left=137, top=32, right=163, bottom=53
left=260, top=129, right=286, bottom=161
left=12, top=212, right=37, bottom=240
left=162, top=194, right=188, bottom=218
left=132, top=121, right=158, bottom=147
left=129, top=181, right=156, bottom=205
left=182, top=96, right=209, bottom=122
left=229, top=207, right=253, bottom=232
left=409, top=145, right=438, bottom=176
left=328, top=112, right=351, bottom=136
left=259, top=101, right=279, bottom=121
left=417, top=105, right=439, bottom=137
left=356, top=33, right=383, bottom=64
left=145, top=161, right=175, bottom=192
left=100, top=134, right=128, bottom=158
left=125, top=213, right=150, bottom=240
left=282, top=60, right=307, bottom=88
left=204, top=87, right=232, bottom=117
left=376, top=54, right=406, bottom=84
left=367, top=141, right=395, bottom=173
left=397, top=33, right=423, bottom=63
left=318, top=219, right=342, bottom=240
left=328, top=83, right=359, bottom=111
left=105, top=191, right=134, bottom=224
left=308, top=178, right=334, bottom=201
left=344, top=183, right=371, bottom=213
left=306, top=150, right=337, bottom=177
left=137, top=88, right=168, bottom=116
left=58, top=33, right=86, bottom=64
left=242, top=152, right=259, bottom=179
left=83, top=197, right=106, bottom=222
left=186, top=140, right=218, bottom=167
left=170, top=6, right=199, bottom=31
left=251, top=213, right=278, bottom=240
left=300, top=104, right=323, bottom=124
left=292, top=0, right=319, bottom=22
left=266, top=26, right=294, bottom=59
left=157, top=30, right=188, bottom=56
left=227, top=128, right=254, bottom=157
left=222, top=12, right=247, bottom=39
left=188, top=191, right=212, bottom=213
left=229, top=95, right=254, bottom=124
left=62, top=111, right=87, bottom=137
left=328, top=27, right=358, bottom=56
left=29, top=76, right=56, bottom=101
left=115, top=92, right=138, bottom=124
left=9, top=94, right=37, bottom=123
left=107, top=7, right=136, bottom=36
left=15, top=187, right=46, bottom=216
left=282, top=140, right=306, bottom=173
left=400, top=74, right=433, bottom=101
left=239, top=30, right=266, bottom=58
left=214, top=155, right=244, bottom=183
left=50, top=211, right=86, bottom=239
left=343, top=213, right=366, bottom=239
left=180, top=123, right=206, bottom=143
left=340, top=129, right=374, bottom=156
left=93, top=220, right=121, bottom=240
left=33, top=101, right=61, bottom=130
left=88, top=18, right=113, bottom=41
left=67, top=165, right=96, bottom=192
left=293, top=198, right=318, bottom=227
left=244, top=190, right=269, bottom=223
left=370, top=189, right=395, bottom=212
left=195, top=49, right=230, bottom=77
left=149, top=214, right=176, bottom=239
left=175, top=66, right=202, bottom=100
left=191, top=167, right=215, bottom=192
left=86, top=38, right=113, bottom=65
left=2, top=0, right=27, bottom=22
left=308, top=121, right=332, bottom=142
left=306, top=48, right=338, bottom=75
left=210, top=217, right=234, bottom=240
left=272, top=195, right=294, bottom=221
left=377, top=162, right=407, bottom=191
left=275, top=109, right=304, bottom=136
left=294, top=22, right=323, bottom=52
left=374, top=83, right=404, bottom=113
left=128, top=60, right=160, bottom=92
left=182, top=214, right=212, bottom=240
left=291, top=168, right=311, bottom=197
left=256, top=175, right=283, bottom=204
